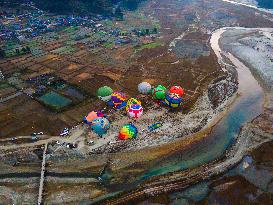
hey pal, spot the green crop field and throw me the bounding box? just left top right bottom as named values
left=0, top=83, right=10, bottom=90
left=52, top=46, right=75, bottom=54
left=136, top=42, right=164, bottom=52
left=38, top=91, right=72, bottom=111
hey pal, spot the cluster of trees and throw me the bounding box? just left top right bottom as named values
left=0, top=46, right=31, bottom=58
left=16, top=46, right=31, bottom=55
left=0, top=49, right=5, bottom=58
left=33, top=0, right=145, bottom=17
left=257, top=0, right=273, bottom=9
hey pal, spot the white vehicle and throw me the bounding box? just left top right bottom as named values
left=109, top=141, right=115, bottom=145
left=66, top=143, right=77, bottom=149
left=60, top=128, right=69, bottom=137
left=37, top=132, right=44, bottom=135
left=31, top=136, right=38, bottom=141
left=87, top=140, right=95, bottom=145
left=60, top=131, right=69, bottom=137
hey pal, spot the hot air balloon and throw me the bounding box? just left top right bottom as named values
left=152, top=85, right=166, bottom=100
left=169, top=86, right=184, bottom=97
left=111, top=91, right=127, bottom=109
left=119, top=124, right=138, bottom=140
left=84, top=111, right=101, bottom=125
left=97, top=86, right=113, bottom=102
left=127, top=104, right=143, bottom=119
left=91, top=117, right=110, bottom=136
left=164, top=92, right=183, bottom=108
left=138, top=82, right=152, bottom=94
left=126, top=98, right=141, bottom=112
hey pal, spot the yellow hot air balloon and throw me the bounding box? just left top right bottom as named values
left=126, top=98, right=141, bottom=112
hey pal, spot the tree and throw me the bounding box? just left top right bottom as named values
left=22, top=47, right=27, bottom=53
left=115, top=7, right=124, bottom=20
left=26, top=46, right=31, bottom=53
left=153, top=27, right=158, bottom=34
left=0, top=49, right=5, bottom=58
left=145, top=28, right=149, bottom=35
left=257, top=0, right=273, bottom=9
left=122, top=0, right=141, bottom=10
left=33, top=0, right=145, bottom=15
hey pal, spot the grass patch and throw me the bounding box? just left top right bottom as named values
left=52, top=46, right=75, bottom=54
left=135, top=42, right=164, bottom=52
left=103, top=42, right=113, bottom=48
left=0, top=83, right=10, bottom=89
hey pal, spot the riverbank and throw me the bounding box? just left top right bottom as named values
left=219, top=27, right=273, bottom=91
left=221, top=0, right=273, bottom=14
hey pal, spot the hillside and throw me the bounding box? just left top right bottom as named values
left=257, top=0, right=273, bottom=9
left=33, top=0, right=145, bottom=15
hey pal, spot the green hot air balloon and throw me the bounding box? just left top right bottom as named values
left=152, top=85, right=166, bottom=100
left=96, top=86, right=113, bottom=102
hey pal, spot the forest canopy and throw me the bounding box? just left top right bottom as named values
left=33, top=0, right=145, bottom=15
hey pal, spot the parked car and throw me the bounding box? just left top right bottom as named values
left=31, top=136, right=38, bottom=141
left=67, top=143, right=77, bottom=149
left=87, top=140, right=95, bottom=145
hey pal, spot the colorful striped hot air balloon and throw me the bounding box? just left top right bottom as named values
left=126, top=98, right=141, bottom=112
left=164, top=92, right=183, bottom=108
left=119, top=124, right=138, bottom=140
left=169, top=86, right=184, bottom=97
left=111, top=92, right=127, bottom=109
left=127, top=104, right=143, bottom=119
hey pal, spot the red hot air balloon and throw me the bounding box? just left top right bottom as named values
left=169, top=86, right=184, bottom=97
